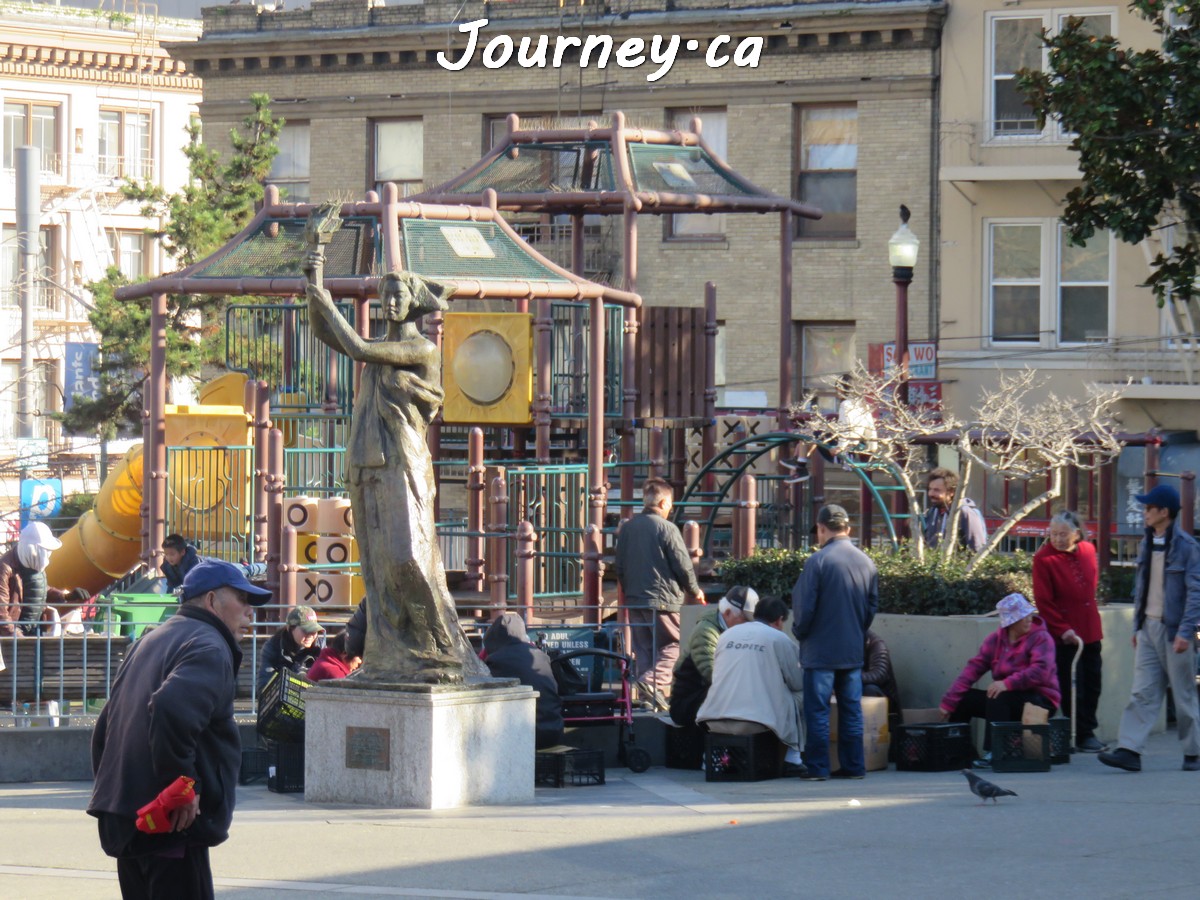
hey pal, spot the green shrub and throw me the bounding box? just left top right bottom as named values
left=718, top=545, right=1034, bottom=617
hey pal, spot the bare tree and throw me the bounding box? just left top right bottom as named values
left=789, top=366, right=1124, bottom=570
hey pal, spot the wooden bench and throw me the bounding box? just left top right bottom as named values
left=0, top=635, right=130, bottom=708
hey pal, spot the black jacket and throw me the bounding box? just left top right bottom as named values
left=483, top=613, right=563, bottom=742
left=162, top=545, right=201, bottom=592
left=257, top=626, right=322, bottom=693
left=89, top=604, right=243, bottom=857
left=613, top=509, right=701, bottom=613
left=862, top=630, right=902, bottom=725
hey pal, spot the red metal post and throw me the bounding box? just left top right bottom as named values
left=466, top=427, right=486, bottom=592
left=733, top=474, right=759, bottom=559
left=1144, top=440, right=1160, bottom=491
left=280, top=524, right=297, bottom=609
left=253, top=380, right=270, bottom=563
left=587, top=294, right=607, bottom=533
left=487, top=470, right=509, bottom=612
left=148, top=291, right=168, bottom=571
left=778, top=210, right=793, bottom=430
left=514, top=520, right=536, bottom=624
left=649, top=427, right=664, bottom=481
left=1098, top=457, right=1114, bottom=574
left=703, top=282, right=718, bottom=497
left=582, top=524, right=603, bottom=626
left=534, top=295, right=553, bottom=463
left=265, top=427, right=284, bottom=607
left=683, top=520, right=703, bottom=581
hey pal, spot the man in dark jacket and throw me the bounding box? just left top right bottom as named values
left=862, top=630, right=902, bottom=736
left=922, top=467, right=987, bottom=553
left=256, top=604, right=324, bottom=693
left=1100, top=484, right=1200, bottom=773
left=161, top=534, right=201, bottom=593
left=792, top=504, right=878, bottom=781
left=482, top=612, right=564, bottom=748
left=613, top=478, right=706, bottom=710
left=89, top=559, right=271, bottom=899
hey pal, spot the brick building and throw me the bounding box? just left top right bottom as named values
left=171, top=0, right=945, bottom=410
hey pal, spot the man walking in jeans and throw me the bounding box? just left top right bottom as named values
left=614, top=478, right=706, bottom=710
left=1099, top=484, right=1200, bottom=773
left=792, top=504, right=878, bottom=781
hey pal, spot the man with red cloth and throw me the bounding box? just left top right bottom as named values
left=89, top=560, right=271, bottom=898
left=1032, top=510, right=1105, bottom=753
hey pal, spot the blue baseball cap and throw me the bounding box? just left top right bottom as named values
left=180, top=559, right=273, bottom=605
left=1134, top=484, right=1181, bottom=515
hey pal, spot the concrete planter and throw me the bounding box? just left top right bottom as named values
left=873, top=604, right=1153, bottom=743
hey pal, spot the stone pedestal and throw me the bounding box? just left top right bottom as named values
left=304, top=680, right=536, bottom=809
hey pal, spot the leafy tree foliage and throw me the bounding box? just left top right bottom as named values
left=1020, top=1, right=1200, bottom=304
left=58, top=94, right=282, bottom=436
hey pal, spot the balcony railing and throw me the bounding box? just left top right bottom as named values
left=1087, top=334, right=1200, bottom=387
left=96, top=154, right=155, bottom=182
left=940, top=120, right=1071, bottom=169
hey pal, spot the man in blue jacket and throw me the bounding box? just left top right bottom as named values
left=1100, top=484, right=1200, bottom=773
left=792, top=504, right=878, bottom=781
left=89, top=559, right=271, bottom=898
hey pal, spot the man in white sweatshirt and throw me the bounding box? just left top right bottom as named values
left=697, top=595, right=806, bottom=775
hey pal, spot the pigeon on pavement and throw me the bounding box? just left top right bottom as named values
left=961, top=768, right=1018, bottom=804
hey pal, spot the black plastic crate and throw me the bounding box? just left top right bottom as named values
left=267, top=741, right=305, bottom=793
left=704, top=731, right=783, bottom=782
left=1048, top=716, right=1071, bottom=765
left=239, top=746, right=269, bottom=785
left=991, top=722, right=1051, bottom=773
left=535, top=747, right=605, bottom=787
left=665, top=723, right=705, bottom=770
left=894, top=723, right=973, bottom=772
left=257, top=669, right=310, bottom=743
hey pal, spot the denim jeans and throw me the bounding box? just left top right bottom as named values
left=803, top=667, right=864, bottom=777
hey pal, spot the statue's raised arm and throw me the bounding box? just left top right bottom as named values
left=302, top=206, right=486, bottom=685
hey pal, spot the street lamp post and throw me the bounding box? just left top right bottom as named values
left=888, top=206, right=920, bottom=408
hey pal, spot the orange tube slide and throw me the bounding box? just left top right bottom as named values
left=46, top=444, right=145, bottom=594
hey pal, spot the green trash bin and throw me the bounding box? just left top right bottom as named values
left=107, top=593, right=177, bottom=639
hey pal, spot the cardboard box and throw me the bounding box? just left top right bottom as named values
left=829, top=695, right=891, bottom=772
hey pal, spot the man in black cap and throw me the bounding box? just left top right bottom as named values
left=89, top=559, right=271, bottom=898
left=792, top=504, right=878, bottom=781
left=1100, top=484, right=1200, bottom=773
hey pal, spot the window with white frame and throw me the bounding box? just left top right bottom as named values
left=98, top=109, right=152, bottom=180
left=109, top=230, right=149, bottom=280
left=373, top=119, right=423, bottom=197
left=1, top=225, right=55, bottom=310
left=795, top=322, right=856, bottom=412
left=3, top=101, right=61, bottom=174
left=795, top=105, right=857, bottom=239
left=267, top=123, right=310, bottom=202
left=990, top=9, right=1114, bottom=138
left=0, top=360, right=58, bottom=440
left=667, top=108, right=726, bottom=239
left=988, top=221, right=1110, bottom=345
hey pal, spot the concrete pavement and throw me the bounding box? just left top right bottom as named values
left=2, top=729, right=1197, bottom=900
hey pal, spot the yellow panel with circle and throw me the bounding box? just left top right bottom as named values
left=442, top=312, right=533, bottom=425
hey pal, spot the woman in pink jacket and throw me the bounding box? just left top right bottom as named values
left=940, top=593, right=1061, bottom=768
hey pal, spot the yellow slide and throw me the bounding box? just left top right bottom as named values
left=45, top=373, right=254, bottom=593
left=46, top=444, right=145, bottom=594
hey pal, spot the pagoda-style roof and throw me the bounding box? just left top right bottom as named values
left=416, top=112, right=822, bottom=220
left=114, top=184, right=640, bottom=306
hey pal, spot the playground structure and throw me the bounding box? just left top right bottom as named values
left=69, top=112, right=1191, bottom=625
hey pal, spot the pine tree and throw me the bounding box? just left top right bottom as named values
left=58, top=93, right=282, bottom=437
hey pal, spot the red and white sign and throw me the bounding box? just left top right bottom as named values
left=883, top=341, right=938, bottom=381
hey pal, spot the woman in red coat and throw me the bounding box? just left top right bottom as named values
left=1032, top=510, right=1104, bottom=753
left=306, top=631, right=362, bottom=683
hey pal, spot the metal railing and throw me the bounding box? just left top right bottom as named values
left=1086, top=333, right=1200, bottom=386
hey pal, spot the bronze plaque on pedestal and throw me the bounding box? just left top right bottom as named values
left=345, top=727, right=390, bottom=770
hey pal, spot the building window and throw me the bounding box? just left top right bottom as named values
left=98, top=109, right=152, bottom=180
left=373, top=119, right=423, bottom=197
left=795, top=105, right=857, bottom=239
left=988, top=221, right=1110, bottom=345
left=109, top=230, right=149, bottom=280
left=267, top=123, right=310, bottom=202
left=0, top=360, right=57, bottom=441
left=796, top=322, right=856, bottom=411
left=990, top=10, right=1113, bottom=138
left=1, top=225, right=55, bottom=310
left=667, top=108, right=726, bottom=240
left=3, top=101, right=61, bottom=175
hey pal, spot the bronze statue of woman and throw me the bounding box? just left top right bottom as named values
left=303, top=247, right=488, bottom=684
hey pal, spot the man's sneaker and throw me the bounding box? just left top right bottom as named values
left=782, top=762, right=809, bottom=778
left=781, top=460, right=810, bottom=484
left=798, top=771, right=827, bottom=782
left=830, top=770, right=865, bottom=780
left=1098, top=747, right=1141, bottom=772
left=1075, top=735, right=1106, bottom=753
left=633, top=681, right=668, bottom=712
left=1183, top=755, right=1200, bottom=771
left=972, top=752, right=992, bottom=770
